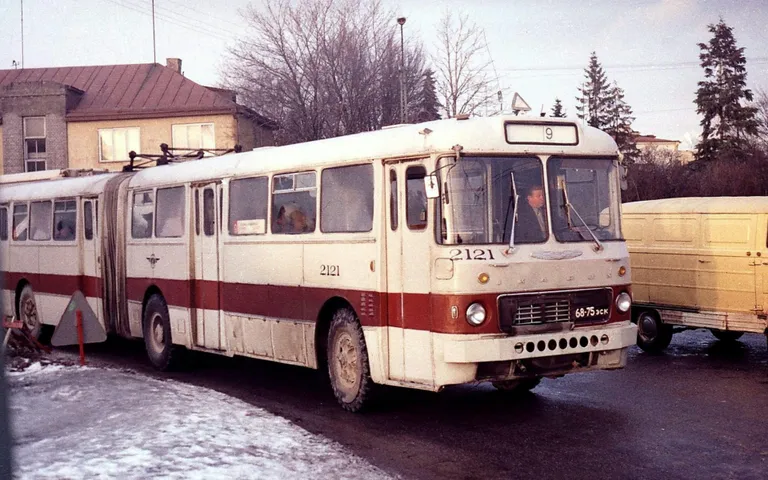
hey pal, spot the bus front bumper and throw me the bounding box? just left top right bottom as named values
left=442, top=322, right=637, bottom=364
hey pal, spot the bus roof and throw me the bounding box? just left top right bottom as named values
left=0, top=172, right=121, bottom=203
left=622, top=196, right=768, bottom=215
left=128, top=115, right=618, bottom=189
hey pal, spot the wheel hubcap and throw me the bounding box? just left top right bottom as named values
left=151, top=314, right=165, bottom=349
left=21, top=296, right=38, bottom=331
left=334, top=332, right=359, bottom=390
left=638, top=314, right=658, bottom=341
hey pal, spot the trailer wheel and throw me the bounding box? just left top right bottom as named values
left=710, top=329, right=744, bottom=342
left=492, top=377, right=541, bottom=394
left=17, top=285, right=43, bottom=340
left=635, top=310, right=673, bottom=353
left=327, top=308, right=373, bottom=412
left=143, top=294, right=178, bottom=370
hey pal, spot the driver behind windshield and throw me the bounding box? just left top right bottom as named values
left=515, top=185, right=547, bottom=243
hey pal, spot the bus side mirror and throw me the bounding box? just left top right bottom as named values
left=424, top=175, right=440, bottom=199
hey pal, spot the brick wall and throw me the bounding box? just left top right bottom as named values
left=0, top=81, right=74, bottom=173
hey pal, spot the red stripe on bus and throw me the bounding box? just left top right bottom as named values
left=2, top=270, right=630, bottom=334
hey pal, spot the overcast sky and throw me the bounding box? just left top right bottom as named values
left=1, top=0, right=766, bottom=149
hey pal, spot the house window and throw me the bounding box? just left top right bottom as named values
left=172, top=123, right=215, bottom=155
left=24, top=117, right=46, bottom=172
left=99, top=127, right=140, bottom=162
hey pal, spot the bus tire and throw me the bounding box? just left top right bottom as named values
left=143, top=294, right=178, bottom=371
left=635, top=310, right=673, bottom=353
left=710, top=329, right=744, bottom=342
left=327, top=308, right=373, bottom=412
left=492, top=377, right=541, bottom=394
left=17, top=285, right=44, bottom=341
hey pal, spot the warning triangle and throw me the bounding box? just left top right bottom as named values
left=51, top=291, right=107, bottom=347
left=511, top=93, right=531, bottom=113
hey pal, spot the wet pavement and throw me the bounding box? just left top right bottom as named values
left=28, top=329, right=768, bottom=479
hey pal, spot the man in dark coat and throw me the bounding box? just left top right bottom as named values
left=515, top=185, right=548, bottom=243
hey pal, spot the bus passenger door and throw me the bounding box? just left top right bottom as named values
left=385, top=162, right=434, bottom=384
left=192, top=184, right=223, bottom=350
left=81, top=198, right=102, bottom=324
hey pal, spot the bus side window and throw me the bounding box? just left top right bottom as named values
left=229, top=177, right=268, bottom=235
left=30, top=201, right=53, bottom=241
left=272, top=172, right=316, bottom=235
left=84, top=201, right=94, bottom=240
left=406, top=166, right=427, bottom=230
left=203, top=189, right=215, bottom=236
left=320, top=164, right=373, bottom=233
left=132, top=191, right=154, bottom=239
left=12, top=204, right=28, bottom=241
left=390, top=169, right=398, bottom=231
left=0, top=206, right=8, bottom=241
left=53, top=200, right=77, bottom=241
left=156, top=187, right=185, bottom=238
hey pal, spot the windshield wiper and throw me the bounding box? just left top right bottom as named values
left=559, top=178, right=603, bottom=252
left=506, top=172, right=519, bottom=254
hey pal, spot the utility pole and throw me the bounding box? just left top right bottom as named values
left=152, top=0, right=157, bottom=63
left=20, top=0, right=24, bottom=68
left=397, top=17, right=407, bottom=124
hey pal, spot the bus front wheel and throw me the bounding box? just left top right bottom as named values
left=635, top=310, right=673, bottom=353
left=327, top=308, right=373, bottom=412
left=143, top=294, right=178, bottom=370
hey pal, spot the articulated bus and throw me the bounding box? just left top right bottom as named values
left=0, top=115, right=636, bottom=411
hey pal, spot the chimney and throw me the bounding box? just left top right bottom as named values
left=166, top=58, right=182, bottom=74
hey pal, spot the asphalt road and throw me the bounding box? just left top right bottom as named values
left=41, top=329, right=768, bottom=480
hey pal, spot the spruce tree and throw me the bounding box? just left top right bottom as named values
left=415, top=69, right=441, bottom=122
left=605, top=82, right=639, bottom=164
left=576, top=52, right=612, bottom=128
left=695, top=19, right=758, bottom=161
left=551, top=98, right=566, bottom=117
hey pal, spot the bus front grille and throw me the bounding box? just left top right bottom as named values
left=498, top=289, right=612, bottom=332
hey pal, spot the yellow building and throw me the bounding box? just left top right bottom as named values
left=0, top=58, right=277, bottom=175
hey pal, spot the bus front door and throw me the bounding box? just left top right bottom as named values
left=385, top=162, right=434, bottom=384
left=192, top=184, right=223, bottom=350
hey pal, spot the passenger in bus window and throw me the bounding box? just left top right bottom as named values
left=515, top=185, right=547, bottom=243
left=54, top=220, right=75, bottom=241
left=275, top=202, right=311, bottom=234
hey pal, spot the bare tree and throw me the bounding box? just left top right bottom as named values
left=222, top=0, right=426, bottom=144
left=755, top=87, right=768, bottom=146
left=433, top=12, right=499, bottom=118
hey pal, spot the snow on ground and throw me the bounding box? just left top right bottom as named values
left=6, top=363, right=394, bottom=479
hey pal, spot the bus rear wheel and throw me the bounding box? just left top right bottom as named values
left=17, top=285, right=43, bottom=340
left=635, top=310, right=673, bottom=353
left=143, top=294, right=178, bottom=371
left=492, top=377, right=541, bottom=394
left=710, top=329, right=744, bottom=342
left=327, top=308, right=373, bottom=412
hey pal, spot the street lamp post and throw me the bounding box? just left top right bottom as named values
left=397, top=16, right=407, bottom=124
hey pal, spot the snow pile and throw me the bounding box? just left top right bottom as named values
left=7, top=363, right=393, bottom=479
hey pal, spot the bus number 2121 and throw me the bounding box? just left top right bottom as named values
left=320, top=265, right=340, bottom=276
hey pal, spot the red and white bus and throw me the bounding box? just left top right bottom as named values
left=1, top=115, right=636, bottom=411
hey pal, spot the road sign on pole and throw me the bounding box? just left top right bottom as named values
left=51, top=291, right=106, bottom=347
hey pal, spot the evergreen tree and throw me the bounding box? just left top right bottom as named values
left=605, top=82, right=639, bottom=164
left=695, top=19, right=758, bottom=161
left=575, top=52, right=612, bottom=128
left=551, top=98, right=566, bottom=117
left=415, top=69, right=441, bottom=122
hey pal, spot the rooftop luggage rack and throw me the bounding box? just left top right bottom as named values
left=123, top=143, right=243, bottom=172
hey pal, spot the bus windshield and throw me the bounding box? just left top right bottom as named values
left=437, top=156, right=622, bottom=245
left=547, top=157, right=622, bottom=243
left=437, top=156, right=545, bottom=245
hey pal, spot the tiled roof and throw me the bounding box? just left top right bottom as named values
left=0, top=63, right=274, bottom=127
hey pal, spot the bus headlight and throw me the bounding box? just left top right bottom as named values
left=466, top=303, right=487, bottom=326
left=615, top=292, right=632, bottom=313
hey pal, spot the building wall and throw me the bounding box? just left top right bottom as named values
left=236, top=114, right=276, bottom=150
left=0, top=81, right=71, bottom=174
left=636, top=141, right=680, bottom=152
left=67, top=114, right=240, bottom=171
left=0, top=125, right=4, bottom=175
